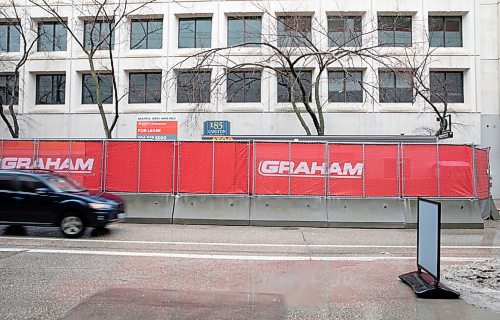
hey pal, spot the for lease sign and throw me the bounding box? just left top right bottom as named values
left=136, top=115, right=177, bottom=140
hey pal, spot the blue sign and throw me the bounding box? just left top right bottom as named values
left=204, top=121, right=230, bottom=136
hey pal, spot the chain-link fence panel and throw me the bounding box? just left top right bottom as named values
left=328, top=143, right=363, bottom=197
left=289, top=142, right=327, bottom=196
left=177, top=141, right=214, bottom=194
left=474, top=147, right=490, bottom=199
left=0, top=140, right=37, bottom=170
left=213, top=141, right=250, bottom=195
left=438, top=145, right=474, bottom=197
left=364, top=144, right=399, bottom=197
left=401, top=144, right=438, bottom=197
left=139, top=141, right=175, bottom=193
left=253, top=141, right=291, bottom=196
left=105, top=141, right=139, bottom=192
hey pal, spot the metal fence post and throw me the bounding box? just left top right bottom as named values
left=246, top=141, right=251, bottom=196
left=436, top=143, right=440, bottom=197
left=397, top=143, right=401, bottom=198
left=33, top=138, right=39, bottom=167
left=68, top=139, right=72, bottom=177
left=137, top=140, right=142, bottom=193
left=212, top=140, right=215, bottom=195
left=401, top=143, right=405, bottom=197
left=0, top=139, right=4, bottom=163
left=472, top=146, right=477, bottom=198
left=252, top=140, right=256, bottom=196
left=288, top=141, right=292, bottom=196
left=324, top=141, right=328, bottom=197
left=362, top=143, right=366, bottom=198
left=177, top=141, right=181, bottom=194
left=171, top=141, right=176, bottom=194
left=102, top=140, right=108, bottom=192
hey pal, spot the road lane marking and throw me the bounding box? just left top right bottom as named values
left=0, top=236, right=499, bottom=249
left=0, top=247, right=490, bottom=262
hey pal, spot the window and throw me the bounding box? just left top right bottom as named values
left=328, top=71, right=363, bottom=102
left=429, top=16, right=462, bottom=47
left=177, top=71, right=211, bottom=103
left=327, top=16, right=362, bottom=47
left=18, top=176, right=45, bottom=193
left=82, top=73, right=113, bottom=104
left=128, top=72, right=162, bottom=104
left=277, top=15, right=312, bottom=47
left=378, top=16, right=412, bottom=47
left=277, top=70, right=312, bottom=103
left=430, top=71, right=464, bottom=103
left=0, top=174, right=16, bottom=191
left=37, top=21, right=67, bottom=52
left=130, top=18, right=163, bottom=49
left=227, top=16, right=261, bottom=46
left=84, top=20, right=114, bottom=50
left=379, top=70, right=412, bottom=103
left=0, top=74, right=19, bottom=105
left=227, top=71, right=261, bottom=103
left=178, top=18, right=212, bottom=48
left=0, top=22, right=20, bottom=52
left=36, top=74, right=66, bottom=105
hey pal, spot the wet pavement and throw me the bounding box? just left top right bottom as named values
left=0, top=221, right=498, bottom=319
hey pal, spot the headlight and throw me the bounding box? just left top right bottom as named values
left=89, top=203, right=114, bottom=210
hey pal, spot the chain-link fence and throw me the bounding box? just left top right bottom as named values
left=0, top=139, right=490, bottom=199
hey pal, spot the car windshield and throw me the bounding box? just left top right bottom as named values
left=44, top=175, right=87, bottom=192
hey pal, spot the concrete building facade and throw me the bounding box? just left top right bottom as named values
left=0, top=0, right=499, bottom=198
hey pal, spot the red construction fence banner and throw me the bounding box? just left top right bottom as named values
left=0, top=140, right=490, bottom=199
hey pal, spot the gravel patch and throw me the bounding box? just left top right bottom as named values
left=442, top=258, right=500, bottom=313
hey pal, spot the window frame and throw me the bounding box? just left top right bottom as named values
left=0, top=22, right=20, bottom=52
left=429, top=16, right=462, bottom=48
left=35, top=74, right=66, bottom=105
left=178, top=17, right=212, bottom=49
left=176, top=70, right=212, bottom=103
left=81, top=73, right=114, bottom=105
left=226, top=70, right=262, bottom=103
left=128, top=72, right=162, bottom=104
left=0, top=73, right=19, bottom=105
left=37, top=21, right=67, bottom=52
left=227, top=16, right=262, bottom=47
left=277, top=70, right=313, bottom=103
left=327, top=16, right=362, bottom=47
left=429, top=71, right=464, bottom=103
left=277, top=15, right=312, bottom=47
left=130, top=18, right=163, bottom=50
left=328, top=70, right=363, bottom=103
left=378, top=70, right=413, bottom=103
left=84, top=19, right=115, bottom=51
left=378, top=15, right=412, bottom=47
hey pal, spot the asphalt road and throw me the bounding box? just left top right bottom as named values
left=0, top=221, right=499, bottom=320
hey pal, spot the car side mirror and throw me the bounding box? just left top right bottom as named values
left=35, top=188, right=50, bottom=194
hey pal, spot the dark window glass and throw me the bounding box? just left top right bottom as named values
left=129, top=72, right=162, bottom=104
left=82, top=73, right=113, bottom=104
left=378, top=16, right=412, bottom=47
left=0, top=22, right=20, bottom=52
left=0, top=175, right=16, bottom=191
left=430, top=71, right=464, bottom=103
left=37, top=21, right=67, bottom=52
left=178, top=18, right=212, bottom=48
left=227, top=71, right=261, bottom=103
left=177, top=71, right=211, bottom=103
left=18, top=176, right=45, bottom=193
left=131, top=19, right=163, bottom=49
left=277, top=70, right=312, bottom=103
left=328, top=71, right=363, bottom=102
left=328, top=16, right=362, bottom=47
left=36, top=74, right=66, bottom=104
left=227, top=16, right=262, bottom=46
left=277, top=16, right=312, bottom=47
left=429, top=16, right=462, bottom=47
left=0, top=74, right=19, bottom=105
left=379, top=70, right=412, bottom=103
left=84, top=20, right=114, bottom=50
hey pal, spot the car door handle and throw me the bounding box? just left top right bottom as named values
left=13, top=196, right=24, bottom=201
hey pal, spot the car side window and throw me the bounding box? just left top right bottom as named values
left=18, top=176, right=46, bottom=193
left=0, top=174, right=17, bottom=191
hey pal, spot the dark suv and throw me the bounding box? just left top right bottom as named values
left=0, top=170, right=125, bottom=238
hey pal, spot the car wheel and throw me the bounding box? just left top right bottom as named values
left=60, top=214, right=85, bottom=238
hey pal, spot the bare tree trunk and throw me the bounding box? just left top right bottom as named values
left=88, top=58, right=111, bottom=139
